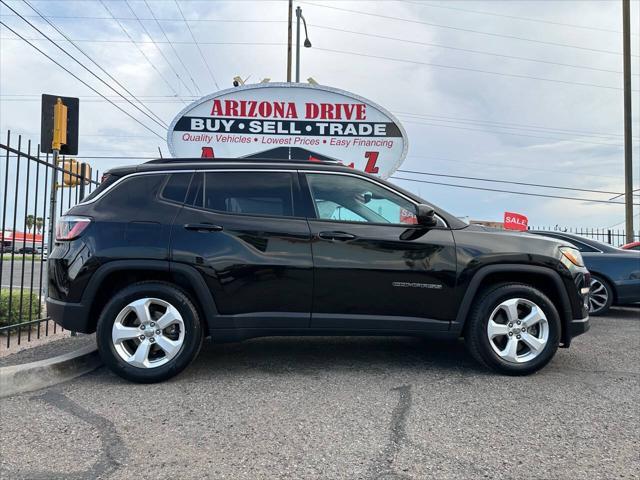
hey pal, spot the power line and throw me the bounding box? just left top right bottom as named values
left=0, top=97, right=190, bottom=104
left=123, top=0, right=197, bottom=96
left=143, top=0, right=201, bottom=95
left=0, top=35, right=285, bottom=47
left=607, top=213, right=640, bottom=229
left=609, top=188, right=640, bottom=201
left=174, top=0, right=220, bottom=90
left=0, top=13, right=287, bottom=23
left=311, top=24, right=635, bottom=77
left=395, top=111, right=637, bottom=140
left=2, top=1, right=168, bottom=131
left=406, top=154, right=629, bottom=181
left=0, top=90, right=633, bottom=146
left=0, top=128, right=157, bottom=138
left=396, top=169, right=638, bottom=197
left=15, top=0, right=168, bottom=130
left=300, top=1, right=638, bottom=57
left=401, top=0, right=633, bottom=35
left=4, top=26, right=637, bottom=80
left=0, top=21, right=166, bottom=140
left=390, top=176, right=640, bottom=206
left=98, top=0, right=188, bottom=104
left=312, top=47, right=622, bottom=91
left=400, top=118, right=623, bottom=147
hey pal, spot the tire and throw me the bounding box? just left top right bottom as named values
left=96, top=281, right=204, bottom=383
left=588, top=275, right=613, bottom=316
left=464, top=282, right=561, bottom=376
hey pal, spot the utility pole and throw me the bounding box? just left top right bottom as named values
left=287, top=0, right=293, bottom=82
left=622, top=0, right=633, bottom=243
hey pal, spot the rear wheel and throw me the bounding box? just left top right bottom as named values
left=465, top=283, right=560, bottom=375
left=588, top=275, right=613, bottom=316
left=96, top=281, right=203, bottom=383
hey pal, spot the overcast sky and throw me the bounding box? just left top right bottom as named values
left=1, top=0, right=638, bottom=230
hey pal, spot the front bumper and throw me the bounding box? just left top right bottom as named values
left=46, top=297, right=93, bottom=333
left=569, top=315, right=590, bottom=338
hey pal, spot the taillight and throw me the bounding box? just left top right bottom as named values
left=56, top=216, right=92, bottom=241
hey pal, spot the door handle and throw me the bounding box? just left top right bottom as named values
left=184, top=223, right=223, bottom=232
left=318, top=231, right=356, bottom=241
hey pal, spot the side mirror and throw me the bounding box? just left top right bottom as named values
left=416, top=204, right=438, bottom=227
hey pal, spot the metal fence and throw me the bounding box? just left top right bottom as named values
left=530, top=226, right=638, bottom=247
left=0, top=130, right=101, bottom=349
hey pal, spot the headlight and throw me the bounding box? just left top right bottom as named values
left=560, top=246, right=584, bottom=267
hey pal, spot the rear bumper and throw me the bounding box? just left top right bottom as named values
left=46, top=297, right=93, bottom=333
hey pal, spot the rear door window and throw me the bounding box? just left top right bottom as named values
left=160, top=173, right=193, bottom=204
left=81, top=173, right=120, bottom=203
left=188, top=171, right=295, bottom=218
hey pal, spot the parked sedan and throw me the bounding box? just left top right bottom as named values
left=17, top=246, right=39, bottom=254
left=529, top=231, right=640, bottom=315
left=621, top=241, right=640, bottom=251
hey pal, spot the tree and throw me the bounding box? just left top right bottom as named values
left=35, top=217, right=44, bottom=234
left=25, top=215, right=34, bottom=233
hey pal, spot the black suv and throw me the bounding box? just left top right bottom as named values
left=47, top=159, right=590, bottom=382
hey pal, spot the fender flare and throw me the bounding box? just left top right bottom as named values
left=82, top=259, right=219, bottom=318
left=453, top=264, right=572, bottom=339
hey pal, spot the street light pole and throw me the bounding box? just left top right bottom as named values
left=622, top=0, right=634, bottom=243
left=286, top=0, right=293, bottom=82
left=295, top=6, right=312, bottom=83
left=296, top=6, right=301, bottom=83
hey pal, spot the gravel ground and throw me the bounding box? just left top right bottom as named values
left=0, top=307, right=638, bottom=480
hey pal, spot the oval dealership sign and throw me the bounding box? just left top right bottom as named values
left=167, top=83, right=408, bottom=179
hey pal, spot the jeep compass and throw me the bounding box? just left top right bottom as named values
left=47, top=159, right=590, bottom=382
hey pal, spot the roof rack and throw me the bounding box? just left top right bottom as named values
left=145, top=157, right=344, bottom=165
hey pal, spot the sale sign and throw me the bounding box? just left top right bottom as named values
left=167, top=83, right=408, bottom=179
left=504, top=212, right=528, bottom=231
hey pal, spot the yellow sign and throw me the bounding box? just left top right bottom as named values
left=52, top=98, right=67, bottom=151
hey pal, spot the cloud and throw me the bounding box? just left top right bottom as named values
left=0, top=0, right=638, bottom=229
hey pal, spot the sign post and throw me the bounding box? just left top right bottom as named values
left=48, top=98, right=66, bottom=254
left=40, top=94, right=79, bottom=252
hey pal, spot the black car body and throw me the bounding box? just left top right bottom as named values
left=529, top=231, right=640, bottom=315
left=47, top=160, right=590, bottom=382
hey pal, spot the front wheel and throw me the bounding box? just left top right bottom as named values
left=96, top=281, right=203, bottom=383
left=588, top=275, right=613, bottom=316
left=465, top=283, right=561, bottom=375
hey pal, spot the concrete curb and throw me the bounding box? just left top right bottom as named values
left=0, top=344, right=102, bottom=398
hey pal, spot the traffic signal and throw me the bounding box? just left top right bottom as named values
left=62, top=159, right=91, bottom=187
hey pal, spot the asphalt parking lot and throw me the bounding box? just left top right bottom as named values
left=1, top=307, right=638, bottom=480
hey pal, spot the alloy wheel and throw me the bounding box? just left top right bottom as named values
left=486, top=298, right=549, bottom=364
left=588, top=277, right=609, bottom=314
left=111, top=298, right=185, bottom=369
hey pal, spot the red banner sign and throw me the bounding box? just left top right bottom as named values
left=504, top=212, right=528, bottom=231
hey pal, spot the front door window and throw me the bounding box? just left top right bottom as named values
left=305, top=173, right=417, bottom=225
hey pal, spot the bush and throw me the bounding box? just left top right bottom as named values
left=0, top=289, right=42, bottom=328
